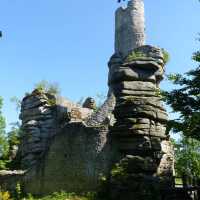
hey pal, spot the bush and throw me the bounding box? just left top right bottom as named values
left=0, top=190, right=12, bottom=200
left=0, top=189, right=96, bottom=200
left=34, top=80, right=60, bottom=96
left=161, top=49, right=170, bottom=65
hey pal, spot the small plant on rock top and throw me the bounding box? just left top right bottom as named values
left=161, top=48, right=170, bottom=65
left=125, top=50, right=146, bottom=62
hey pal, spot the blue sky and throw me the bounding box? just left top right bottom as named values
left=0, top=0, right=200, bottom=131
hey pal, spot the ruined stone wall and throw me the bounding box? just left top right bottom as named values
left=115, top=0, right=145, bottom=57
left=10, top=89, right=118, bottom=195
left=23, top=123, right=118, bottom=195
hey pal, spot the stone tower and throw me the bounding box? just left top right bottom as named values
left=115, top=0, right=145, bottom=57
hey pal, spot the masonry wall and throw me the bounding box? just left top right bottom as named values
left=115, top=0, right=145, bottom=57
left=23, top=122, right=119, bottom=195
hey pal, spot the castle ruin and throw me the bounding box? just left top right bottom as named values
left=0, top=0, right=175, bottom=199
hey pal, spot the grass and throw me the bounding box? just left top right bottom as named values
left=0, top=191, right=96, bottom=200
left=28, top=192, right=95, bottom=200
left=175, top=178, right=183, bottom=186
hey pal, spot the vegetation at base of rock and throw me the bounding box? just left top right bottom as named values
left=33, top=192, right=96, bottom=200
left=0, top=189, right=96, bottom=200
left=97, top=156, right=163, bottom=200
left=0, top=190, right=11, bottom=200
left=110, top=162, right=128, bottom=181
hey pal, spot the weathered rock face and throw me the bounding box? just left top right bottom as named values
left=107, top=45, right=174, bottom=199
left=86, top=93, right=116, bottom=127
left=115, top=0, right=145, bottom=57
left=19, top=89, right=57, bottom=169
left=83, top=97, right=96, bottom=110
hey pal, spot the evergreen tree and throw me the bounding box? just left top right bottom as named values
left=163, top=45, right=200, bottom=139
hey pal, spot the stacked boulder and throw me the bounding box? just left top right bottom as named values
left=107, top=45, right=174, bottom=199
left=19, top=90, right=97, bottom=170
left=19, top=89, right=57, bottom=169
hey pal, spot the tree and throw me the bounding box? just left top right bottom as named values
left=163, top=44, right=200, bottom=139
left=172, top=136, right=200, bottom=179
left=0, top=97, right=9, bottom=169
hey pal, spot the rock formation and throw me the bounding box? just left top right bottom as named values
left=95, top=0, right=174, bottom=199
left=107, top=45, right=174, bottom=199
left=83, top=97, right=96, bottom=110
left=19, top=89, right=57, bottom=169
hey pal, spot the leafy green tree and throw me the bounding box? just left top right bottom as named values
left=163, top=44, right=200, bottom=139
left=0, top=97, right=9, bottom=169
left=7, top=122, right=21, bottom=147
left=5, top=122, right=22, bottom=169
left=10, top=96, right=22, bottom=112
left=172, top=136, right=200, bottom=178
left=162, top=35, right=200, bottom=180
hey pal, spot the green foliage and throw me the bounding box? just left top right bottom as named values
left=7, top=123, right=21, bottom=147
left=193, top=51, right=200, bottom=62
left=0, top=189, right=12, bottom=200
left=163, top=47, right=200, bottom=139
left=125, top=48, right=170, bottom=65
left=27, top=192, right=95, bottom=200
left=0, top=97, right=6, bottom=138
left=111, top=163, right=127, bottom=178
left=125, top=50, right=146, bottom=62
left=1, top=187, right=96, bottom=200
left=10, top=97, right=22, bottom=112
left=172, top=136, right=200, bottom=178
left=0, top=97, right=9, bottom=170
left=161, top=48, right=170, bottom=65
left=15, top=182, right=23, bottom=200
left=32, top=192, right=95, bottom=200
left=33, top=80, right=60, bottom=106
left=34, top=80, right=61, bottom=96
